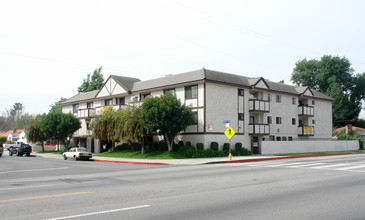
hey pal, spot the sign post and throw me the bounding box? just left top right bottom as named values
left=224, top=126, right=235, bottom=160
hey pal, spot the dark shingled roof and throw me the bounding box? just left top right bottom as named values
left=62, top=69, right=334, bottom=105
left=61, top=90, right=99, bottom=105
left=110, top=75, right=141, bottom=92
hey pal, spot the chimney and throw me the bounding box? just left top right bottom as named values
left=13, top=128, right=16, bottom=133
left=346, top=124, right=352, bottom=133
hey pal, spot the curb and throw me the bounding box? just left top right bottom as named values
left=205, top=153, right=354, bottom=164
left=93, top=159, right=168, bottom=166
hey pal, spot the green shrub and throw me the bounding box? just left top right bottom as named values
left=178, top=141, right=184, bottom=146
left=132, top=143, right=142, bottom=151
left=223, top=143, right=230, bottom=155
left=186, top=141, right=192, bottom=147
left=158, top=141, right=168, bottom=151
left=115, top=143, right=131, bottom=151
left=183, top=147, right=198, bottom=158
left=211, top=142, right=219, bottom=151
left=235, top=142, right=242, bottom=151
left=173, top=143, right=180, bottom=152
left=196, top=143, right=204, bottom=150
left=205, top=149, right=216, bottom=157
left=0, top=136, right=7, bottom=143
left=145, top=142, right=159, bottom=151
left=359, top=138, right=364, bottom=150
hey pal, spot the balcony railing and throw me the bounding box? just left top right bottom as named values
left=298, top=105, right=314, bottom=116
left=77, top=108, right=96, bottom=118
left=298, top=126, right=314, bottom=136
left=249, top=123, right=270, bottom=135
left=249, top=99, right=270, bottom=112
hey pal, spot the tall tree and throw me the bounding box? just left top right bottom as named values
left=140, top=92, right=194, bottom=152
left=291, top=55, right=364, bottom=126
left=49, top=97, right=67, bottom=113
left=27, top=116, right=48, bottom=151
left=16, top=113, right=35, bottom=129
left=41, top=112, right=81, bottom=151
left=12, top=103, right=23, bottom=120
left=78, top=66, right=104, bottom=93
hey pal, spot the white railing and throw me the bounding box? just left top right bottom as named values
left=249, top=99, right=270, bottom=112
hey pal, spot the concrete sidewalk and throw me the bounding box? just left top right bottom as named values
left=33, top=152, right=353, bottom=165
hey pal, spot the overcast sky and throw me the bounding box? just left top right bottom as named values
left=1, top=0, right=364, bottom=117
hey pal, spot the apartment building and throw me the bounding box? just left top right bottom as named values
left=61, top=69, right=335, bottom=154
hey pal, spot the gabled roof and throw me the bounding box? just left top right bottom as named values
left=61, top=68, right=335, bottom=105
left=110, top=75, right=141, bottom=92
left=61, top=90, right=99, bottom=105
left=0, top=129, right=25, bottom=138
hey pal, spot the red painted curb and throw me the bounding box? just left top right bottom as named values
left=206, top=153, right=354, bottom=164
left=94, top=159, right=168, bottom=165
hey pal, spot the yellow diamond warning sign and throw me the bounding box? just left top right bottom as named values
left=224, top=126, right=235, bottom=140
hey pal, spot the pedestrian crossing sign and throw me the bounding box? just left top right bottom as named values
left=224, top=126, right=235, bottom=139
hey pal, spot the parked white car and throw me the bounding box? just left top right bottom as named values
left=63, top=147, right=92, bottom=160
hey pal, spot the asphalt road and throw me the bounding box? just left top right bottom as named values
left=1, top=152, right=365, bottom=219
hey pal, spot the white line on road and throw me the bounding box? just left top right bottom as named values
left=0, top=167, right=69, bottom=174
left=335, top=164, right=365, bottom=171
left=44, top=205, right=151, bottom=220
left=0, top=184, right=53, bottom=191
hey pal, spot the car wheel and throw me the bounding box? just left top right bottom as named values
left=63, top=155, right=67, bottom=160
left=9, top=152, right=12, bottom=156
left=0, top=153, right=2, bottom=157
left=26, top=153, right=30, bottom=156
left=73, top=155, right=77, bottom=161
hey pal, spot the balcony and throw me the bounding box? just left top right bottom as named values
left=249, top=99, right=270, bottom=112
left=298, top=126, right=314, bottom=136
left=298, top=105, right=314, bottom=117
left=77, top=108, right=96, bottom=119
left=249, top=123, right=270, bottom=135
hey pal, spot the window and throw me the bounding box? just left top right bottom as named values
left=104, top=99, right=112, bottom=106
left=292, top=97, right=296, bottom=105
left=249, top=116, right=255, bottom=124
left=269, top=135, right=275, bottom=141
left=276, top=136, right=281, bottom=141
left=292, top=118, right=296, bottom=125
left=299, top=120, right=303, bottom=126
left=185, top=85, right=198, bottom=99
left=164, top=88, right=175, bottom=96
left=276, top=95, right=281, bottom=103
left=72, top=104, right=79, bottom=113
left=288, top=136, right=293, bottom=141
left=276, top=117, right=282, bottom=124
left=119, top=97, right=125, bottom=106
left=268, top=116, right=272, bottom=124
left=192, top=112, right=198, bottom=125
left=87, top=102, right=93, bottom=109
left=312, top=100, right=316, bottom=105
left=238, top=113, right=244, bottom=121
left=267, top=94, right=272, bottom=102
left=141, top=93, right=150, bottom=101
left=312, top=119, right=316, bottom=124
left=238, top=89, right=244, bottom=96
left=282, top=136, right=287, bottom=141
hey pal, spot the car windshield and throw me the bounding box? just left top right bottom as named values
left=76, top=148, right=87, bottom=152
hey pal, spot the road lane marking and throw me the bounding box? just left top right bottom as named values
left=335, top=164, right=365, bottom=171
left=312, top=163, right=350, bottom=169
left=0, top=167, right=69, bottom=174
left=0, top=191, right=94, bottom=203
left=45, top=205, right=151, bottom=220
left=0, top=184, right=53, bottom=191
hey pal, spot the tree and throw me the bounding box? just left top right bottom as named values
left=78, top=66, right=104, bottom=93
left=0, top=136, right=6, bottom=143
left=16, top=113, right=35, bottom=129
left=49, top=97, right=67, bottom=113
left=12, top=103, right=23, bottom=120
left=41, top=112, right=81, bottom=151
left=291, top=55, right=364, bottom=126
left=140, top=92, right=194, bottom=152
left=27, top=116, right=48, bottom=151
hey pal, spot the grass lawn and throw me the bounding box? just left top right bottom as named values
left=95, top=150, right=186, bottom=159
left=36, top=151, right=64, bottom=154
left=278, top=150, right=365, bottom=156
